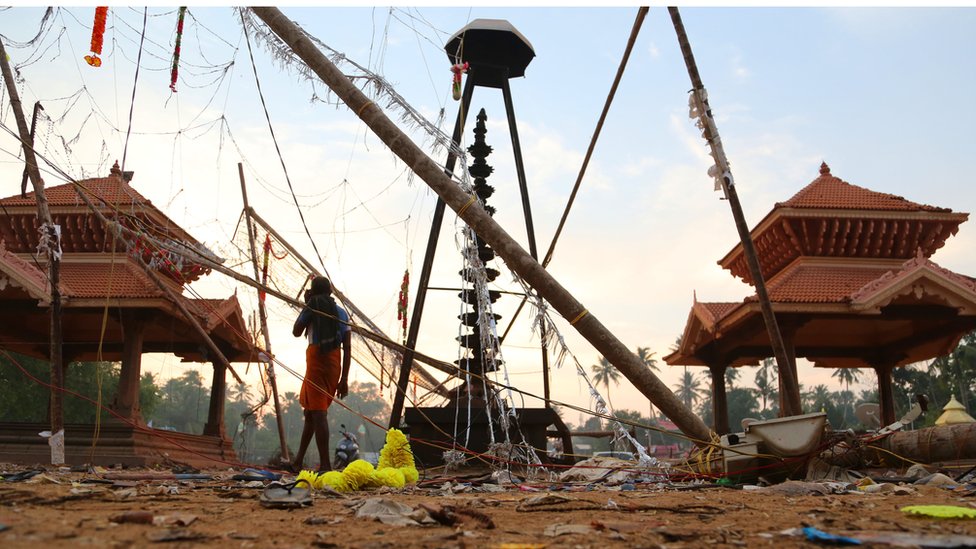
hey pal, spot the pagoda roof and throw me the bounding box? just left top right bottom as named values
left=665, top=253, right=976, bottom=369
left=719, top=163, right=968, bottom=284
left=0, top=162, right=218, bottom=283
left=777, top=162, right=951, bottom=212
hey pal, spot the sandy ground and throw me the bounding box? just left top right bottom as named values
left=2, top=466, right=976, bottom=548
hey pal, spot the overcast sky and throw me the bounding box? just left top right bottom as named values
left=1, top=6, right=974, bottom=425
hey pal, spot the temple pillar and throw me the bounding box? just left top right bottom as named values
left=204, top=359, right=227, bottom=438
left=777, top=329, right=802, bottom=417
left=111, top=312, right=146, bottom=424
left=874, top=363, right=896, bottom=426
left=708, top=363, right=730, bottom=435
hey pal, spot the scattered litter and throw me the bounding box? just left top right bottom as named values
left=231, top=468, right=281, bottom=482
left=110, top=511, right=154, bottom=524
left=112, top=488, right=139, bottom=500
left=353, top=497, right=434, bottom=526
left=0, top=470, right=42, bottom=482
left=153, top=514, right=197, bottom=527
left=558, top=457, right=642, bottom=484
left=26, top=473, right=61, bottom=484
left=259, top=480, right=312, bottom=509
left=418, top=502, right=494, bottom=529
left=145, top=528, right=207, bottom=542
left=906, top=464, right=931, bottom=479
left=516, top=494, right=600, bottom=512
left=856, top=531, right=976, bottom=547
left=802, top=526, right=861, bottom=545
left=901, top=505, right=976, bottom=519
left=543, top=523, right=592, bottom=537
left=914, top=473, right=958, bottom=488
left=761, top=480, right=832, bottom=496
left=303, top=516, right=343, bottom=525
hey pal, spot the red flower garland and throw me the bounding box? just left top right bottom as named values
left=84, top=7, right=108, bottom=67
left=397, top=269, right=410, bottom=340
left=170, top=7, right=187, bottom=92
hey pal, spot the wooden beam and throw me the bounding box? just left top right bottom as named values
left=252, top=6, right=714, bottom=444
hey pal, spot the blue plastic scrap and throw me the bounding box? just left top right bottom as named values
left=803, top=526, right=862, bottom=545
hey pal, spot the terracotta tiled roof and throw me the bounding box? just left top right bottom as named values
left=693, top=301, right=740, bottom=327
left=755, top=261, right=893, bottom=304
left=59, top=262, right=163, bottom=299
left=850, top=249, right=976, bottom=305
left=0, top=240, right=51, bottom=299
left=777, top=162, right=951, bottom=212
left=0, top=167, right=151, bottom=209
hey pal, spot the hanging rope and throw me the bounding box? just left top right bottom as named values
left=500, top=6, right=648, bottom=345
left=240, top=10, right=330, bottom=277
left=120, top=7, right=147, bottom=173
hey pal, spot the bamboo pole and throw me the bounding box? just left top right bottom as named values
left=668, top=7, right=802, bottom=417
left=0, top=39, right=65, bottom=464
left=246, top=207, right=446, bottom=391
left=249, top=7, right=714, bottom=445
left=238, top=163, right=290, bottom=462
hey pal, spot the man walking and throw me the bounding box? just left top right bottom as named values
left=290, top=276, right=351, bottom=472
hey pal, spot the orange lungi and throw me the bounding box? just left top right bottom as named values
left=300, top=345, right=342, bottom=411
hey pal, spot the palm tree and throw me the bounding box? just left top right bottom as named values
left=636, top=346, right=659, bottom=372
left=591, top=356, right=621, bottom=409
left=636, top=346, right=660, bottom=422
left=725, top=367, right=740, bottom=390
left=754, top=358, right=778, bottom=412
left=831, top=368, right=862, bottom=392
left=674, top=367, right=705, bottom=410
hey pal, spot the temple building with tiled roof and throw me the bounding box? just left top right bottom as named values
left=0, top=162, right=258, bottom=466
left=665, top=163, right=976, bottom=433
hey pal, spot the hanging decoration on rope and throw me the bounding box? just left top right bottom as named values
left=450, top=61, right=469, bottom=101
left=169, top=7, right=187, bottom=92
left=259, top=233, right=288, bottom=302
left=397, top=269, right=409, bottom=343
left=84, top=7, right=108, bottom=68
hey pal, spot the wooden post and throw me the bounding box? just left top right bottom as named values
left=204, top=359, right=228, bottom=437
left=874, top=363, right=896, bottom=426
left=113, top=311, right=146, bottom=423
left=0, top=38, right=65, bottom=464
left=249, top=7, right=714, bottom=445
left=238, top=163, right=290, bottom=461
left=668, top=7, right=802, bottom=417
left=708, top=364, right=730, bottom=435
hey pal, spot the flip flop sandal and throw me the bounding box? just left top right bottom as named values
left=260, top=479, right=313, bottom=509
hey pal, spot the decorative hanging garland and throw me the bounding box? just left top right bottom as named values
left=84, top=7, right=108, bottom=67
left=259, top=233, right=288, bottom=303
left=396, top=269, right=409, bottom=342
left=450, top=62, right=469, bottom=101
left=169, top=7, right=187, bottom=92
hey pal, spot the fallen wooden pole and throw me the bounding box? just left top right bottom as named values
left=239, top=163, right=290, bottom=462
left=249, top=7, right=714, bottom=445
left=823, top=423, right=976, bottom=469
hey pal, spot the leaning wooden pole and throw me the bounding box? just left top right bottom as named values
left=250, top=7, right=714, bottom=445
left=0, top=39, right=65, bottom=464
left=668, top=7, right=802, bottom=417
left=238, top=163, right=290, bottom=462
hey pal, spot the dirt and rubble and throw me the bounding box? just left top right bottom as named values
left=2, top=463, right=976, bottom=548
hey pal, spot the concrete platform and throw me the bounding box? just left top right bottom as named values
left=0, top=421, right=237, bottom=468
